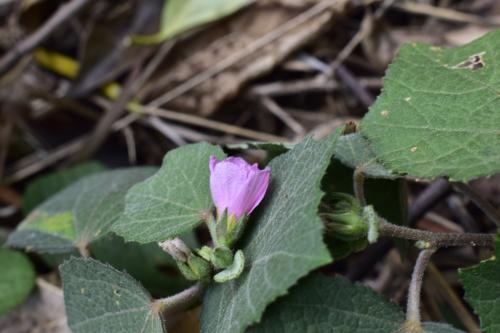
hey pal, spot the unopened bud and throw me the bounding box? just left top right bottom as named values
left=210, top=246, right=234, bottom=269
left=158, top=238, right=191, bottom=262
left=324, top=194, right=367, bottom=241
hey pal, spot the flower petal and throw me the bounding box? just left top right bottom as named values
left=209, top=156, right=271, bottom=219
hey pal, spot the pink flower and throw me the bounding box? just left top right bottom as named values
left=209, top=156, right=270, bottom=220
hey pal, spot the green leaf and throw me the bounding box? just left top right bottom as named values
left=22, top=161, right=105, bottom=214
left=249, top=275, right=464, bottom=333
left=9, top=168, right=155, bottom=254
left=113, top=143, right=225, bottom=243
left=201, top=133, right=341, bottom=333
left=60, top=257, right=164, bottom=333
left=335, top=133, right=396, bottom=179
left=91, top=234, right=192, bottom=296
left=460, top=244, right=500, bottom=333
left=361, top=30, right=500, bottom=181
left=0, top=248, right=35, bottom=315
left=133, top=0, right=249, bottom=44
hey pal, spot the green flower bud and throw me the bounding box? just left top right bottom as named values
left=187, top=254, right=211, bottom=281
left=324, top=193, right=367, bottom=241
left=210, top=246, right=234, bottom=269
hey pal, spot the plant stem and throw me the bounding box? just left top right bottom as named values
left=353, top=167, right=367, bottom=206
left=378, top=218, right=495, bottom=248
left=154, top=282, right=206, bottom=316
left=405, top=248, right=436, bottom=331
left=452, top=182, right=500, bottom=228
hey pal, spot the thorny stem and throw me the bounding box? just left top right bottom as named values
left=378, top=218, right=495, bottom=247
left=452, top=182, right=500, bottom=228
left=154, top=282, right=206, bottom=316
left=405, top=248, right=436, bottom=331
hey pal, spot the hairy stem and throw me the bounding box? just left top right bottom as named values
left=154, top=282, right=206, bottom=316
left=406, top=248, right=436, bottom=330
left=353, top=167, right=367, bottom=206
left=378, top=218, right=495, bottom=248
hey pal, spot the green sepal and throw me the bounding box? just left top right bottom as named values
left=177, top=253, right=212, bottom=281
left=215, top=209, right=229, bottom=246
left=213, top=209, right=248, bottom=248
left=214, top=250, right=245, bottom=283
left=198, top=246, right=213, bottom=262
left=187, top=254, right=211, bottom=280
left=211, top=246, right=234, bottom=269
left=177, top=261, right=199, bottom=281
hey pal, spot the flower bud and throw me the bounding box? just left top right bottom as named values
left=324, top=193, right=368, bottom=241
left=210, top=246, right=234, bottom=269
left=209, top=156, right=270, bottom=220
left=177, top=253, right=211, bottom=281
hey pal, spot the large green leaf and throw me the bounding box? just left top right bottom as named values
left=113, top=143, right=225, bottom=243
left=22, top=162, right=105, bottom=214
left=361, top=30, right=500, bottom=181
left=201, top=133, right=340, bottom=333
left=133, top=0, right=249, bottom=44
left=60, top=257, right=164, bottom=333
left=0, top=248, right=35, bottom=315
left=460, top=244, right=500, bottom=333
left=249, top=275, right=463, bottom=333
left=9, top=168, right=155, bottom=254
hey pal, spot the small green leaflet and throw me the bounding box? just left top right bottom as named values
left=8, top=168, right=155, bottom=254
left=361, top=30, right=500, bottom=181
left=113, top=143, right=225, bottom=243
left=248, top=275, right=464, bottom=333
left=201, top=133, right=340, bottom=333
left=22, top=161, right=105, bottom=214
left=460, top=242, right=500, bottom=333
left=60, top=257, right=164, bottom=333
left=132, top=0, right=249, bottom=44
left=0, top=248, right=35, bottom=315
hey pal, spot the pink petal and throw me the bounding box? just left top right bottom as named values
left=209, top=156, right=271, bottom=219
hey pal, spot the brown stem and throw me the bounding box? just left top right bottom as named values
left=378, top=218, right=495, bottom=248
